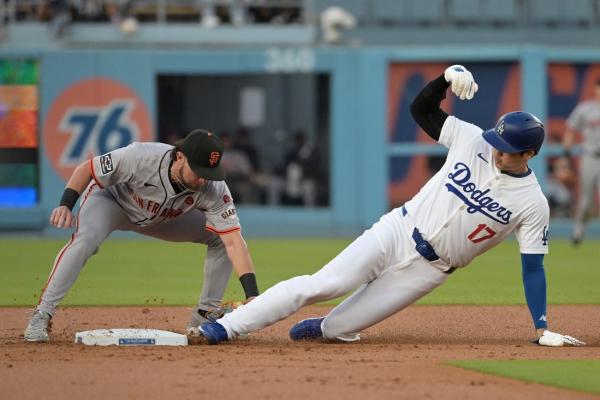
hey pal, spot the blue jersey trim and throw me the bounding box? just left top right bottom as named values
left=501, top=167, right=532, bottom=178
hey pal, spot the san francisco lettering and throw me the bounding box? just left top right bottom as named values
left=130, top=192, right=183, bottom=219
left=446, top=162, right=512, bottom=224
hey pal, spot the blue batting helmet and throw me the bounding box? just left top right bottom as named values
left=482, top=111, right=545, bottom=154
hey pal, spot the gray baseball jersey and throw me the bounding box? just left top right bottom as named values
left=567, top=100, right=600, bottom=155
left=567, top=100, right=600, bottom=239
left=90, top=142, right=240, bottom=233
left=36, top=141, right=239, bottom=319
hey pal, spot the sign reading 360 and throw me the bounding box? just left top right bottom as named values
left=44, top=78, right=153, bottom=181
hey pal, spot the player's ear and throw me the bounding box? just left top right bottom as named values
left=523, top=150, right=536, bottom=160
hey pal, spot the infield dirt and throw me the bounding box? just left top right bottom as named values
left=1, top=305, right=599, bottom=400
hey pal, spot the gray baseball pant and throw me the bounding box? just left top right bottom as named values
left=36, top=187, right=233, bottom=316
left=574, top=154, right=600, bottom=232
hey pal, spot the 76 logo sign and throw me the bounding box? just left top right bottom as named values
left=59, top=100, right=138, bottom=165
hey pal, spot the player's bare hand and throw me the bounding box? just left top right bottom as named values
left=50, top=205, right=75, bottom=229
left=536, top=330, right=586, bottom=347
left=444, top=65, right=479, bottom=100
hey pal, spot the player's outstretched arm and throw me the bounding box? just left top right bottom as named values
left=410, top=74, right=450, bottom=141
left=50, top=160, right=93, bottom=229
left=220, top=230, right=259, bottom=301
left=410, top=65, right=479, bottom=141
left=521, top=253, right=585, bottom=347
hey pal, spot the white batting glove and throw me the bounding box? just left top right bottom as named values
left=444, top=65, right=479, bottom=100
left=537, top=330, right=586, bottom=347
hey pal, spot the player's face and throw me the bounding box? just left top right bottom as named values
left=492, top=149, right=535, bottom=174
left=173, top=153, right=208, bottom=191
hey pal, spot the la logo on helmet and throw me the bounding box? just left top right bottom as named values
left=497, top=121, right=505, bottom=135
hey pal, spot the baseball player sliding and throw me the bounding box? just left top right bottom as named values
left=24, top=130, right=260, bottom=342
left=197, top=66, right=585, bottom=347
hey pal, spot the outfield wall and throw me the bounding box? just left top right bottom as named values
left=1, top=45, right=600, bottom=237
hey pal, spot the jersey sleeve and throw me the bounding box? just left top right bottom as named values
left=203, top=183, right=241, bottom=234
left=90, top=143, right=137, bottom=188
left=438, top=116, right=483, bottom=150
left=566, top=103, right=586, bottom=132
left=514, top=197, right=550, bottom=254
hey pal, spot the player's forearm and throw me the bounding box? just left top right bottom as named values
left=520, top=253, right=548, bottom=331
left=58, top=161, right=93, bottom=211
left=66, top=161, right=93, bottom=194
left=226, top=244, right=255, bottom=277
left=222, top=231, right=259, bottom=299
left=410, top=74, right=450, bottom=141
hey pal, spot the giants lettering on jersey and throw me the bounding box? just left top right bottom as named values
left=129, top=192, right=183, bottom=219
left=446, top=162, right=512, bottom=225
left=221, top=209, right=236, bottom=219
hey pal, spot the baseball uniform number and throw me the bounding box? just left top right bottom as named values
left=467, top=223, right=496, bottom=243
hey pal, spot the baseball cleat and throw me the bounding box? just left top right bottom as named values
left=24, top=310, right=52, bottom=342
left=199, top=322, right=229, bottom=345
left=289, top=317, right=325, bottom=341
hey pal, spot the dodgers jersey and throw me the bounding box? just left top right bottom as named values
left=90, top=142, right=240, bottom=233
left=404, top=116, right=550, bottom=267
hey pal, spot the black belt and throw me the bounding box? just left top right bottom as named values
left=401, top=206, right=456, bottom=275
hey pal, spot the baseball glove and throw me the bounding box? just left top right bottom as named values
left=196, top=300, right=244, bottom=323
left=186, top=300, right=245, bottom=344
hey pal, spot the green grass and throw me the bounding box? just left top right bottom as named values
left=449, top=360, right=600, bottom=395
left=1, top=238, right=599, bottom=306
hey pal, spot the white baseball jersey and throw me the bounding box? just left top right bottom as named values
left=567, top=100, right=600, bottom=155
left=90, top=142, right=240, bottom=233
left=404, top=116, right=550, bottom=267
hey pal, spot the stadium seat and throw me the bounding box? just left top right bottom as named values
left=448, top=0, right=481, bottom=25
left=562, top=0, right=595, bottom=25
left=408, top=0, right=444, bottom=25
left=371, top=0, right=408, bottom=25
left=481, top=0, right=518, bottom=25
left=528, top=0, right=594, bottom=26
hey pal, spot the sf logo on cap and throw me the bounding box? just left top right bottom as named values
left=209, top=151, right=220, bottom=166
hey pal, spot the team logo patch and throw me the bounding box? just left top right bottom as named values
left=497, top=121, right=505, bottom=135
left=209, top=151, right=220, bottom=166
left=542, top=226, right=549, bottom=246
left=223, top=194, right=231, bottom=203
left=185, top=196, right=194, bottom=205
left=99, top=153, right=114, bottom=174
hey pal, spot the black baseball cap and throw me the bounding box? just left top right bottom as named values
left=179, top=129, right=226, bottom=181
